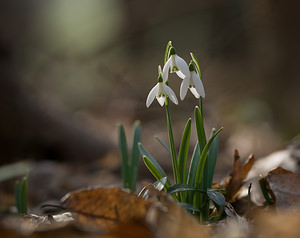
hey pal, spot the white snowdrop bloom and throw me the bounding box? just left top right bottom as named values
left=162, top=47, right=189, bottom=82
left=180, top=63, right=205, bottom=100
left=146, top=75, right=178, bottom=107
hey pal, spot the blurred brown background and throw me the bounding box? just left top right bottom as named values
left=0, top=0, right=299, bottom=176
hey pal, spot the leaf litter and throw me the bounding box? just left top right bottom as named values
left=1, top=149, right=300, bottom=237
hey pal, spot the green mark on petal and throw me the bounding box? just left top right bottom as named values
left=170, top=47, right=176, bottom=55
left=171, top=66, right=178, bottom=72
left=189, top=63, right=195, bottom=71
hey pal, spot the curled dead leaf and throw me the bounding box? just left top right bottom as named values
left=224, top=149, right=255, bottom=203
left=264, top=167, right=300, bottom=209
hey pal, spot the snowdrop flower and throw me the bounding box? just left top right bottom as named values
left=146, top=73, right=178, bottom=108
left=179, top=63, right=205, bottom=100
left=162, top=47, right=189, bottom=82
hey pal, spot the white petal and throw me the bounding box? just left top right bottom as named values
left=156, top=96, right=165, bottom=106
left=162, top=57, right=172, bottom=82
left=163, top=84, right=178, bottom=105
left=190, top=87, right=200, bottom=98
left=175, top=55, right=189, bottom=77
left=192, top=72, right=205, bottom=98
left=175, top=70, right=186, bottom=79
left=180, top=78, right=189, bottom=100
left=146, top=84, right=159, bottom=107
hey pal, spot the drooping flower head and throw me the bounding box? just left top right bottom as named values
left=179, top=62, right=205, bottom=100
left=162, top=47, right=189, bottom=83
left=146, top=67, right=178, bottom=108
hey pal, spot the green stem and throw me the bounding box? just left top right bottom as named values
left=165, top=99, right=179, bottom=185
left=198, top=97, right=209, bottom=221
left=199, top=98, right=203, bottom=118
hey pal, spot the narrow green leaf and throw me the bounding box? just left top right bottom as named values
left=207, top=190, right=225, bottom=208
left=155, top=136, right=171, bottom=154
left=187, top=143, right=200, bottom=187
left=179, top=203, right=201, bottom=213
left=206, top=128, right=219, bottom=189
left=209, top=188, right=227, bottom=194
left=195, top=127, right=223, bottom=189
left=193, top=127, right=223, bottom=210
left=143, top=156, right=170, bottom=189
left=129, top=121, right=141, bottom=192
left=194, top=106, right=207, bottom=154
left=259, top=178, right=273, bottom=205
left=190, top=53, right=202, bottom=78
left=186, top=143, right=200, bottom=203
left=139, top=143, right=171, bottom=187
left=164, top=41, right=173, bottom=64
left=165, top=105, right=179, bottom=184
left=20, top=177, right=28, bottom=214
left=178, top=118, right=192, bottom=184
left=118, top=124, right=129, bottom=189
left=167, top=184, right=202, bottom=194
left=139, top=143, right=167, bottom=178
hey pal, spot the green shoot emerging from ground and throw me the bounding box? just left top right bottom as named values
left=15, top=176, right=28, bottom=215
left=140, top=41, right=224, bottom=222
left=118, top=121, right=141, bottom=192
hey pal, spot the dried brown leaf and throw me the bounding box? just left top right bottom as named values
left=253, top=209, right=300, bottom=238
left=61, top=187, right=149, bottom=232
left=1, top=186, right=212, bottom=238
left=264, top=167, right=300, bottom=209
left=225, top=149, right=255, bottom=202
left=101, top=220, right=155, bottom=238
left=145, top=186, right=211, bottom=238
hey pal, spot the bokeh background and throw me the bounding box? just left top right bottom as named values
left=0, top=0, right=299, bottom=188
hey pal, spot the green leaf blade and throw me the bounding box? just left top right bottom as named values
left=143, top=156, right=171, bottom=190
left=167, top=184, right=201, bottom=194
left=194, top=106, right=207, bottom=154
left=20, top=177, right=28, bottom=214
left=139, top=143, right=171, bottom=188
left=194, top=127, right=223, bottom=189
left=206, top=128, right=219, bottom=189
left=193, top=127, right=223, bottom=211
left=129, top=121, right=142, bottom=192
left=155, top=136, right=171, bottom=154
left=207, top=190, right=225, bottom=208
left=179, top=203, right=201, bottom=213
left=178, top=118, right=192, bottom=184
left=186, top=143, right=200, bottom=203
left=118, top=124, right=129, bottom=189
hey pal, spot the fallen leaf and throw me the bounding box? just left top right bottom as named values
left=61, top=187, right=149, bottom=232
left=253, top=209, right=300, bottom=238
left=240, top=147, right=300, bottom=205
left=0, top=185, right=215, bottom=238
left=225, top=149, right=255, bottom=202
left=101, top=220, right=154, bottom=238
left=264, top=167, right=300, bottom=209
left=145, top=186, right=211, bottom=238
